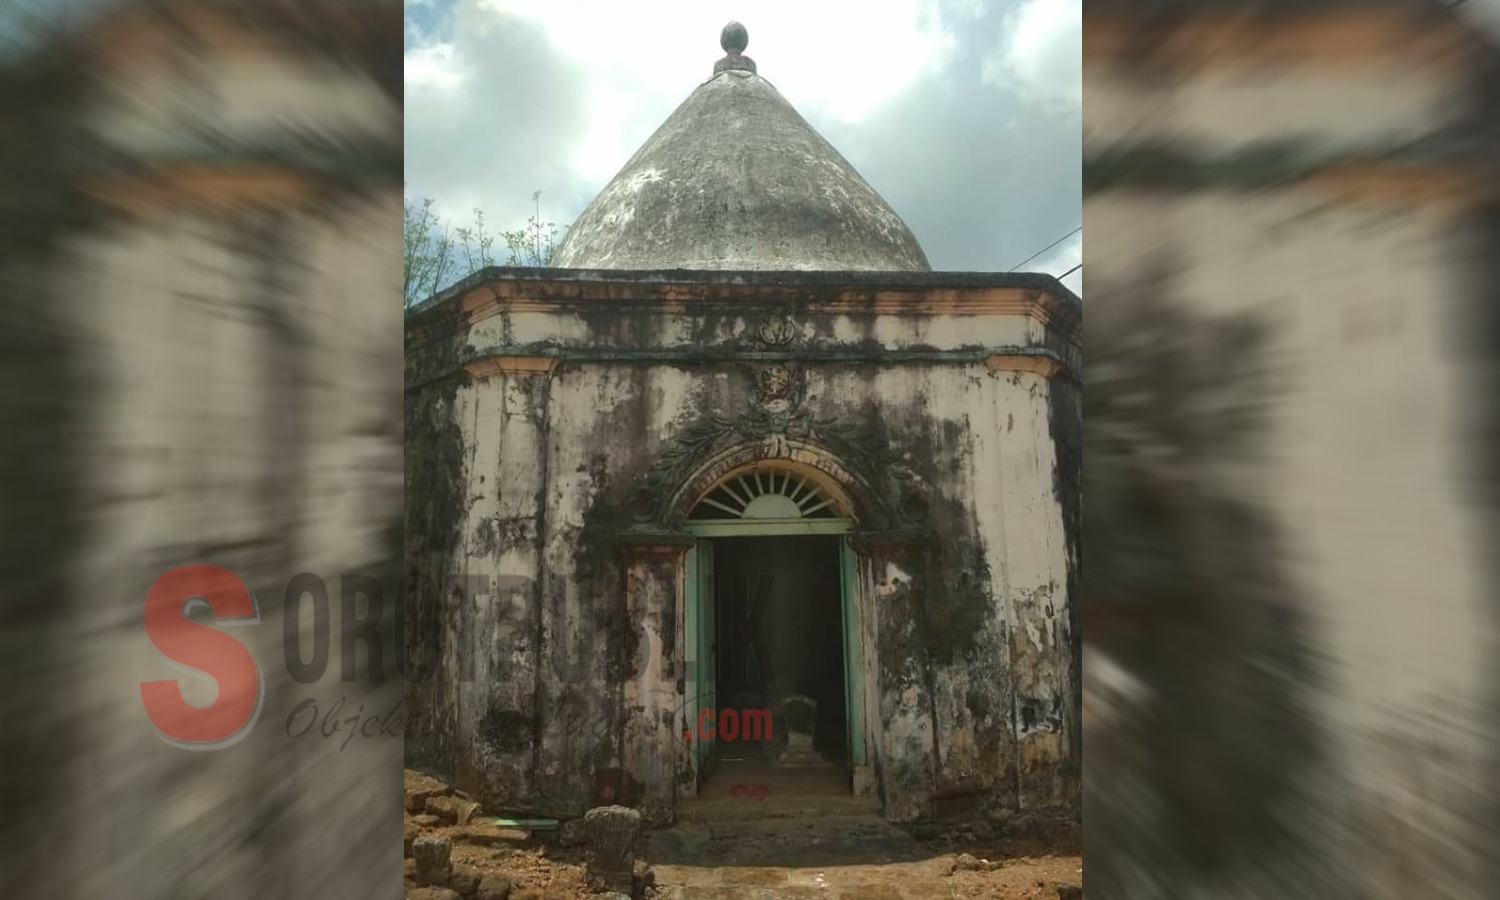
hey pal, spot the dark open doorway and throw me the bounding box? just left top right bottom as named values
left=710, top=535, right=849, bottom=777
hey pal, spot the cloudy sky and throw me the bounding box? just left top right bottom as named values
left=404, top=0, right=1082, bottom=288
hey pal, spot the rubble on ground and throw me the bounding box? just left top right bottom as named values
left=403, top=768, right=1082, bottom=899
left=404, top=769, right=596, bottom=900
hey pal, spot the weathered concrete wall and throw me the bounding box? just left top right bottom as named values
left=404, top=272, right=1081, bottom=824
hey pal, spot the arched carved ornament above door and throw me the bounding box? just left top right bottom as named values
left=627, top=364, right=938, bottom=537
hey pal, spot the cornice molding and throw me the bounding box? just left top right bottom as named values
left=429, top=347, right=1080, bottom=389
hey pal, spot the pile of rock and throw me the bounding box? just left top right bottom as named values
left=408, top=831, right=515, bottom=900
left=403, top=771, right=529, bottom=900
left=402, top=771, right=656, bottom=900
left=405, top=772, right=484, bottom=826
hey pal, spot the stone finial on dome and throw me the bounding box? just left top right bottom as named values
left=715, top=21, right=756, bottom=74
left=721, top=21, right=748, bottom=53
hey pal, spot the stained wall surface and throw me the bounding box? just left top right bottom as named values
left=404, top=271, right=1081, bottom=823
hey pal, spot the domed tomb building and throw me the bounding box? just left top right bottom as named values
left=404, top=23, right=1081, bottom=826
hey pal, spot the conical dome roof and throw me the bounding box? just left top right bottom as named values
left=552, top=23, right=930, bottom=272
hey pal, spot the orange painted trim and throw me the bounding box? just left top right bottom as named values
left=463, top=356, right=560, bottom=379
left=984, top=353, right=1065, bottom=379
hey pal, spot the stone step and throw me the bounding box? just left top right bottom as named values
left=674, top=795, right=879, bottom=824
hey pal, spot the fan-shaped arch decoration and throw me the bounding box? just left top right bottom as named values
left=688, top=464, right=845, bottom=520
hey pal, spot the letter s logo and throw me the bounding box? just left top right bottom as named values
left=140, top=565, right=263, bottom=749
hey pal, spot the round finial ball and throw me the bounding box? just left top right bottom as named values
left=721, top=21, right=748, bottom=55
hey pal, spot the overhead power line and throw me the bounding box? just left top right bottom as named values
left=1007, top=225, right=1082, bottom=273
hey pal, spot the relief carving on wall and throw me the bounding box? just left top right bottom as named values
left=746, top=364, right=803, bottom=433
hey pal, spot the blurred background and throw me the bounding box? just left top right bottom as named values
left=1083, top=1, right=1498, bottom=898
left=0, top=1, right=403, bottom=898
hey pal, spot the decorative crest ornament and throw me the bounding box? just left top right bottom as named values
left=641, top=364, right=920, bottom=527
left=753, top=317, right=798, bottom=348
left=755, top=364, right=793, bottom=404
left=744, top=365, right=808, bottom=434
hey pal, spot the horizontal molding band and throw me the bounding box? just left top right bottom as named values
left=463, top=346, right=1069, bottom=365
left=405, top=347, right=1079, bottom=391
left=683, top=518, right=855, bottom=537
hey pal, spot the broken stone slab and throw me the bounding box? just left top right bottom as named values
left=579, top=805, right=641, bottom=889
left=1055, top=884, right=1082, bottom=900
left=424, top=795, right=457, bottom=824
left=448, top=864, right=481, bottom=898
left=406, top=789, right=437, bottom=814
left=426, top=795, right=481, bottom=826
left=475, top=873, right=512, bottom=900
left=405, top=770, right=451, bottom=813
left=452, top=822, right=530, bottom=848
left=411, top=814, right=441, bottom=828
left=949, top=852, right=998, bottom=874
left=405, top=822, right=420, bottom=858
left=412, top=833, right=453, bottom=887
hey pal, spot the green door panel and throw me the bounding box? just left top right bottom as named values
left=839, top=536, right=866, bottom=766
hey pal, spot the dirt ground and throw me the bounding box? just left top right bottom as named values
left=916, top=813, right=1083, bottom=900
left=404, top=770, right=1082, bottom=899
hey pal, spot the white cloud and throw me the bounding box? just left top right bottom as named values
left=403, top=0, right=1081, bottom=280
left=405, top=0, right=970, bottom=230
left=404, top=42, right=464, bottom=92
left=983, top=0, right=1080, bottom=106
left=571, top=78, right=640, bottom=186
left=479, top=0, right=957, bottom=124
left=403, top=0, right=593, bottom=230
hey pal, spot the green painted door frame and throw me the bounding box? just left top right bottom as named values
left=838, top=534, right=867, bottom=766
left=682, top=540, right=717, bottom=783
left=682, top=517, right=867, bottom=780
left=683, top=545, right=698, bottom=775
